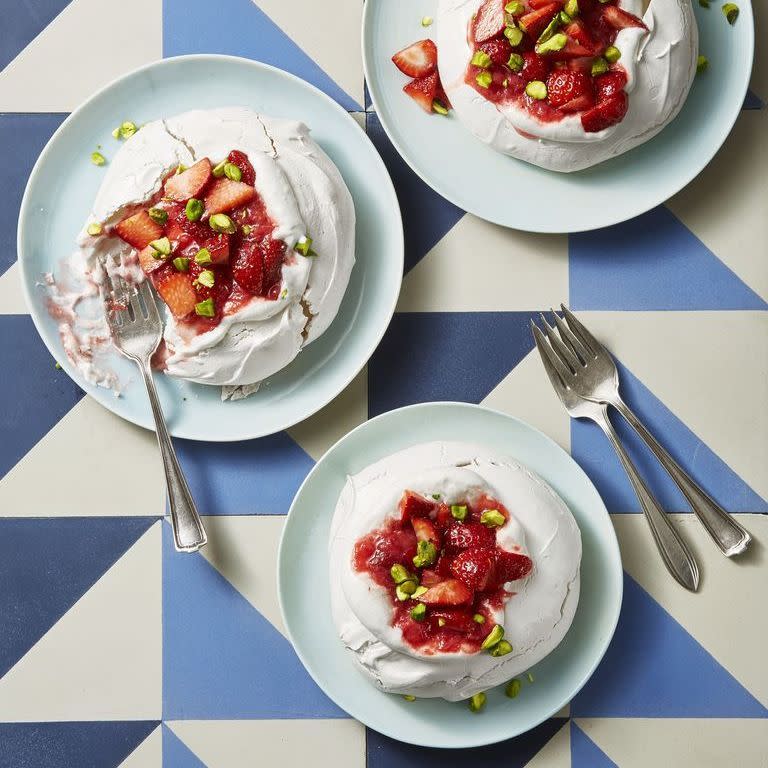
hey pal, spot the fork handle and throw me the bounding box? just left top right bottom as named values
left=610, top=397, right=751, bottom=557
left=138, top=362, right=207, bottom=552
left=593, top=405, right=699, bottom=592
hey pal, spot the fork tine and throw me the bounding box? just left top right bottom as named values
left=138, top=279, right=161, bottom=322
left=560, top=304, right=603, bottom=357
left=539, top=312, right=581, bottom=372
left=126, top=283, right=145, bottom=320
left=531, top=321, right=573, bottom=386
left=551, top=309, right=592, bottom=362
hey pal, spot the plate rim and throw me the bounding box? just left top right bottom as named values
left=17, top=53, right=404, bottom=442
left=361, top=0, right=755, bottom=233
left=277, top=400, right=624, bottom=748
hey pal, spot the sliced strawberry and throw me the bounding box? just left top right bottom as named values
left=521, top=51, right=552, bottom=82
left=262, top=238, right=286, bottom=290
left=399, top=491, right=436, bottom=523
left=518, top=4, right=560, bottom=39
left=163, top=158, right=212, bottom=202
left=205, top=178, right=256, bottom=215
left=602, top=5, right=647, bottom=30
left=563, top=20, right=598, bottom=53
left=403, top=72, right=440, bottom=113
left=227, top=149, right=255, bottom=186
left=360, top=529, right=418, bottom=572
left=203, top=234, right=230, bottom=265
left=478, top=37, right=513, bottom=65
left=496, top=551, right=534, bottom=582
left=429, top=608, right=478, bottom=634
left=412, top=517, right=441, bottom=548
left=581, top=91, right=628, bottom=132
left=567, top=56, right=596, bottom=73
left=549, top=39, right=595, bottom=59
left=449, top=548, right=496, bottom=591
left=164, top=201, right=210, bottom=243
left=444, top=521, right=495, bottom=553
left=435, top=553, right=454, bottom=578
left=435, top=503, right=453, bottom=528
left=546, top=69, right=595, bottom=112
left=420, top=569, right=442, bottom=587
left=594, top=69, right=628, bottom=100
left=137, top=244, right=165, bottom=275
left=114, top=210, right=164, bottom=250
left=528, top=0, right=564, bottom=7
left=231, top=236, right=264, bottom=295
left=471, top=0, right=506, bottom=43
left=418, top=578, right=473, bottom=607
left=154, top=271, right=197, bottom=318
left=392, top=39, right=438, bottom=78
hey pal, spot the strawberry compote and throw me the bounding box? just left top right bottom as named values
left=466, top=0, right=646, bottom=132
left=111, top=149, right=289, bottom=334
left=352, top=490, right=533, bottom=654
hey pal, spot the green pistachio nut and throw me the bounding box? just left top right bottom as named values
left=410, top=603, right=427, bottom=621
left=505, top=1, right=525, bottom=15
left=111, top=127, right=121, bottom=139
left=468, top=692, right=487, bottom=713
left=721, top=2, right=738, bottom=23
left=503, top=25, right=524, bottom=46
left=480, top=624, right=505, bottom=651
left=195, top=269, right=215, bottom=288
left=295, top=235, right=313, bottom=256
left=451, top=504, right=468, bottom=521
left=559, top=11, right=572, bottom=24
left=475, top=69, right=493, bottom=88
left=403, top=694, right=417, bottom=702
left=432, top=99, right=450, bottom=115
left=390, top=563, right=411, bottom=584
left=172, top=257, right=190, bottom=272
left=421, top=15, right=433, bottom=26
left=505, top=679, right=522, bottom=698
left=396, top=581, right=418, bottom=601
left=604, top=45, right=621, bottom=63
left=507, top=52, right=524, bottom=71
left=412, top=540, right=438, bottom=568
left=699, top=0, right=710, bottom=6
left=241, top=224, right=252, bottom=236
left=536, top=32, right=567, bottom=54
left=223, top=162, right=242, bottom=182
left=412, top=585, right=428, bottom=598
left=473, top=613, right=486, bottom=624
left=490, top=640, right=513, bottom=657
left=209, top=213, right=237, bottom=234
left=525, top=80, right=548, bottom=100
left=537, top=14, right=562, bottom=45
left=195, top=247, right=212, bottom=265
left=119, top=121, right=137, bottom=139
left=527, top=672, right=535, bottom=683
left=437, top=617, right=447, bottom=627
left=564, top=0, right=579, bottom=17
left=591, top=57, right=609, bottom=76
left=86, top=222, right=102, bottom=236
left=481, top=509, right=506, bottom=527
left=195, top=298, right=215, bottom=317
left=697, top=54, right=708, bottom=73
left=148, top=207, right=169, bottom=225
left=471, top=50, right=493, bottom=68
left=175, top=164, right=187, bottom=175
left=150, top=237, right=172, bottom=257
left=212, top=160, right=227, bottom=178
left=185, top=198, right=204, bottom=221
left=91, top=151, right=106, bottom=166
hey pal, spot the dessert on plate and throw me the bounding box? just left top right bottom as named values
left=50, top=107, right=355, bottom=397
left=329, top=441, right=582, bottom=701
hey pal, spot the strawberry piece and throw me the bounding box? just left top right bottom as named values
left=521, top=51, right=552, bottom=82
left=359, top=529, right=418, bottom=572
left=203, top=234, right=231, bottom=265
left=399, top=491, right=436, bottom=523
left=262, top=238, right=286, bottom=290
left=412, top=517, right=441, bottom=548
left=548, top=39, right=595, bottom=60
left=562, top=20, right=598, bottom=53
left=449, top=548, right=496, bottom=591
left=435, top=503, right=453, bottom=528
left=164, top=201, right=210, bottom=243
left=594, top=69, right=628, bottom=100
left=163, top=158, right=212, bottom=202
left=581, top=91, right=628, bottom=132
left=403, top=72, right=440, bottom=113
left=418, top=578, right=473, bottom=606
left=114, top=210, right=164, bottom=250
left=567, top=56, right=596, bottom=73
left=392, top=39, right=438, bottom=78
left=429, top=609, right=477, bottom=634
left=435, top=553, right=454, bottom=578
left=231, top=236, right=264, bottom=295
left=602, top=5, right=647, bottom=30
left=420, top=569, right=442, bottom=587
left=444, top=521, right=495, bottom=553
left=227, top=149, right=255, bottom=186
left=137, top=245, right=165, bottom=275
left=154, top=271, right=197, bottom=318
left=205, top=178, right=256, bottom=215
left=496, top=551, right=534, bottom=582
left=471, top=0, right=506, bottom=43
left=518, top=4, right=561, bottom=38
left=528, top=0, right=564, bottom=7
left=478, top=37, right=513, bottom=65
left=546, top=69, right=595, bottom=112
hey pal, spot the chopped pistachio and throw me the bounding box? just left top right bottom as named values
left=432, top=99, right=450, bottom=115
left=699, top=0, right=710, bottom=6
left=412, top=585, right=428, bottom=598
left=505, top=1, right=525, bottom=15
left=150, top=236, right=172, bottom=257
left=490, top=640, right=513, bottom=657
left=212, top=160, right=227, bottom=178
left=437, top=617, right=447, bottom=627
left=209, top=213, right=236, bottom=234
left=86, top=222, right=102, bottom=236
left=172, top=257, right=190, bottom=272
left=697, top=54, right=708, bottom=73
left=526, top=80, right=547, bottom=100
left=598, top=0, right=611, bottom=3
left=413, top=540, right=437, bottom=568
left=223, top=162, right=242, bottom=182
left=480, top=624, right=505, bottom=651
left=118, top=121, right=137, bottom=139
left=175, top=163, right=187, bottom=175
left=185, top=198, right=204, bottom=221
left=55, top=361, right=62, bottom=370
left=111, top=127, right=121, bottom=139
left=591, top=57, right=609, bottom=76
left=481, top=509, right=506, bottom=527
left=421, top=15, right=433, bottom=26
left=527, top=672, right=535, bottom=683
left=502, top=78, right=509, bottom=88
left=505, top=679, right=522, bottom=698
left=604, top=44, right=621, bottom=63
left=90, top=151, right=106, bottom=166
left=564, top=0, right=579, bottom=17
left=195, top=297, right=215, bottom=317
left=471, top=50, right=493, bottom=68
left=508, top=52, right=524, bottom=72
left=148, top=207, right=169, bottom=225
left=195, top=247, right=212, bottom=265
left=295, top=235, right=313, bottom=256
left=536, top=14, right=562, bottom=45
left=451, top=504, right=468, bottom=521
left=396, top=580, right=418, bottom=601
left=721, top=2, right=738, bottom=23
left=503, top=25, right=524, bottom=46
left=403, top=694, right=417, bottom=702
left=559, top=11, right=572, bottom=24
left=475, top=69, right=493, bottom=88
left=473, top=613, right=486, bottom=624
left=280, top=288, right=288, bottom=299
left=390, top=564, right=411, bottom=584
left=241, top=224, right=252, bottom=236
left=468, top=692, right=486, bottom=713
left=195, top=269, right=215, bottom=288
left=536, top=32, right=568, bottom=54
left=431, top=493, right=441, bottom=500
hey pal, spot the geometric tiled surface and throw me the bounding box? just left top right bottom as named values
left=1, top=1, right=766, bottom=766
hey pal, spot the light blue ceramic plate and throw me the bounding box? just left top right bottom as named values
left=363, top=0, right=754, bottom=232
left=278, top=402, right=623, bottom=748
left=18, top=55, right=403, bottom=441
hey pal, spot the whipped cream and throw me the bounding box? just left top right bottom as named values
left=62, top=107, right=355, bottom=391
left=329, top=441, right=582, bottom=700
left=437, top=0, right=698, bottom=171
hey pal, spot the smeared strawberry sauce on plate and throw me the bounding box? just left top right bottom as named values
left=353, top=490, right=532, bottom=654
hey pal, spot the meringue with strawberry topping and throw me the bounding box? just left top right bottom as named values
left=329, top=441, right=581, bottom=700
left=65, top=107, right=355, bottom=391
left=436, top=0, right=698, bottom=171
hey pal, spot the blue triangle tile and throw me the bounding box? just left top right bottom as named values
left=0, top=517, right=156, bottom=678
left=571, top=358, right=767, bottom=513
left=0, top=0, right=72, bottom=70
left=0, top=114, right=67, bottom=277
left=572, top=573, right=768, bottom=717
left=366, top=112, right=464, bottom=274
left=743, top=89, right=764, bottom=110
left=0, top=721, right=158, bottom=768
left=367, top=718, right=568, bottom=767
left=172, top=431, right=314, bottom=516
left=569, top=205, right=767, bottom=310
left=162, top=523, right=345, bottom=719
left=0, top=316, right=84, bottom=481
left=368, top=311, right=539, bottom=417
left=571, top=722, right=617, bottom=768
left=162, top=0, right=359, bottom=110
left=162, top=726, right=207, bottom=768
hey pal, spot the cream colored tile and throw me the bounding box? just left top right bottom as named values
left=397, top=215, right=568, bottom=312
left=118, top=726, right=162, bottom=768
left=0, top=263, right=29, bottom=315
left=523, top=718, right=570, bottom=768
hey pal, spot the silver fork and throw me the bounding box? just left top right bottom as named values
left=531, top=317, right=700, bottom=591
left=548, top=306, right=751, bottom=558
left=102, top=265, right=207, bottom=552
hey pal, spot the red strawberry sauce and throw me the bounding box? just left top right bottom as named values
left=353, top=490, right=533, bottom=654
left=466, top=0, right=644, bottom=132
